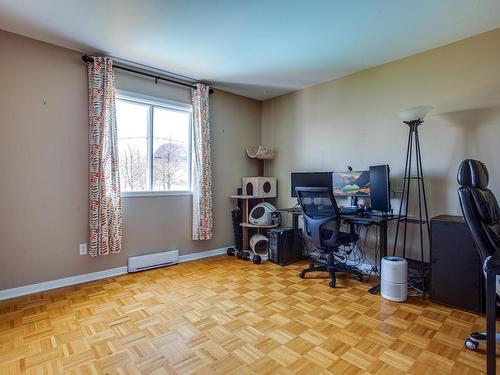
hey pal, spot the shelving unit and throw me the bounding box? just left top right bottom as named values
left=240, top=223, right=279, bottom=229
left=229, top=195, right=260, bottom=199
left=230, top=195, right=277, bottom=250
left=230, top=145, right=278, bottom=255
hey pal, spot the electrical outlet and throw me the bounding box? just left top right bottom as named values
left=79, top=243, right=87, bottom=255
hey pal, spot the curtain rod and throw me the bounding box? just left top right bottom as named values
left=82, top=55, right=213, bottom=94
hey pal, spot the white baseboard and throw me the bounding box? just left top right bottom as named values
left=0, top=246, right=231, bottom=301
left=179, top=246, right=228, bottom=263
left=0, top=266, right=128, bottom=301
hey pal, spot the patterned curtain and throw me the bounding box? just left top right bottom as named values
left=87, top=57, right=122, bottom=256
left=191, top=84, right=213, bottom=240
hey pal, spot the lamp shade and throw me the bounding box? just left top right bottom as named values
left=398, top=106, right=433, bottom=122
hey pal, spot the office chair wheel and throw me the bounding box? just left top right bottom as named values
left=252, top=255, right=262, bottom=264
left=329, top=281, right=336, bottom=288
left=299, top=271, right=306, bottom=279
left=236, top=250, right=243, bottom=259
left=242, top=251, right=251, bottom=260
left=464, top=338, right=479, bottom=351
left=227, top=247, right=236, bottom=256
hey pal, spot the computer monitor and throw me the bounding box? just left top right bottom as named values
left=290, top=172, right=332, bottom=197
left=332, top=170, right=371, bottom=197
left=369, top=164, right=391, bottom=213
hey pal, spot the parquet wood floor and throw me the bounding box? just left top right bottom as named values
left=0, top=256, right=496, bottom=374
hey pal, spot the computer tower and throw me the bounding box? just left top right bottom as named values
left=268, top=228, right=304, bottom=266
left=430, top=215, right=484, bottom=314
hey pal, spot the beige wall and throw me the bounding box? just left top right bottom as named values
left=262, top=28, right=500, bottom=261
left=2, top=26, right=499, bottom=289
left=0, top=30, right=261, bottom=290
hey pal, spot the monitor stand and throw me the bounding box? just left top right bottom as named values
left=350, top=196, right=358, bottom=207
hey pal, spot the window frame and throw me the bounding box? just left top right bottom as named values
left=116, top=90, right=193, bottom=198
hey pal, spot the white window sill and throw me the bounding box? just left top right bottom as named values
left=122, top=191, right=193, bottom=198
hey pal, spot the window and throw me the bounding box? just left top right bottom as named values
left=116, top=91, right=192, bottom=196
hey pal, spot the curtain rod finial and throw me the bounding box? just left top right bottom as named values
left=82, top=55, right=94, bottom=63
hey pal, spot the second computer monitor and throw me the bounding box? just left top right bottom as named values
left=332, top=170, right=371, bottom=197
left=369, top=164, right=391, bottom=213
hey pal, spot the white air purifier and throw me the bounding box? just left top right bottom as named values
left=381, top=256, right=408, bottom=302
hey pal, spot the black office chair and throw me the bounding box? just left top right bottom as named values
left=295, top=186, right=364, bottom=288
left=457, top=159, right=500, bottom=375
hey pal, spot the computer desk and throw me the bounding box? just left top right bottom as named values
left=278, top=207, right=400, bottom=294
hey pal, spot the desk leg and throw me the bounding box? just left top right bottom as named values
left=368, top=221, right=388, bottom=295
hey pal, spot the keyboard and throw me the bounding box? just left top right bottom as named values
left=339, top=206, right=358, bottom=215
left=352, top=219, right=373, bottom=226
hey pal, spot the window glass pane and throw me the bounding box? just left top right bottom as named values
left=116, top=99, right=149, bottom=191
left=152, top=107, right=190, bottom=191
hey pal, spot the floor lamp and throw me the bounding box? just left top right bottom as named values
left=392, top=106, right=433, bottom=295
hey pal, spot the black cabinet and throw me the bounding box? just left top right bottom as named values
left=430, top=215, right=484, bottom=314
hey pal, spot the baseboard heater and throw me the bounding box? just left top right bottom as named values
left=128, top=249, right=180, bottom=272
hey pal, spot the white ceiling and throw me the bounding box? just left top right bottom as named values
left=1, top=0, right=500, bottom=100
